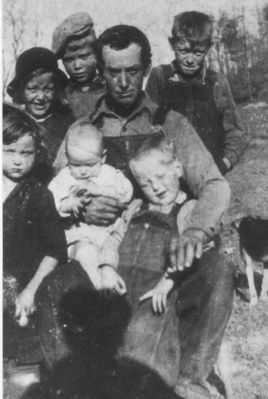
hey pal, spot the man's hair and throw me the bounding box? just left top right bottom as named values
left=130, top=134, right=176, bottom=165
left=96, top=25, right=152, bottom=71
left=170, top=11, right=213, bottom=47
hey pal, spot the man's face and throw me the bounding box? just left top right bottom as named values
left=102, top=43, right=147, bottom=108
left=62, top=42, right=97, bottom=84
left=130, top=150, right=182, bottom=206
left=172, top=38, right=208, bottom=76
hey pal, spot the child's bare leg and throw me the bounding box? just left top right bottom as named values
left=69, top=241, right=102, bottom=289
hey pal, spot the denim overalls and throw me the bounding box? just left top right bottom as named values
left=160, top=65, right=226, bottom=174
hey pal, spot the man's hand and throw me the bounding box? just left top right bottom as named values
left=83, top=195, right=125, bottom=226
left=100, top=265, right=127, bottom=295
left=167, top=229, right=208, bottom=273
left=139, top=275, right=174, bottom=314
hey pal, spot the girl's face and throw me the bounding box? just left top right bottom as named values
left=22, top=72, right=56, bottom=119
left=3, top=134, right=36, bottom=181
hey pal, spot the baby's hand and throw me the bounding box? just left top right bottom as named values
left=15, top=288, right=36, bottom=327
left=99, top=265, right=127, bottom=296
left=71, top=196, right=91, bottom=217
left=139, top=275, right=174, bottom=314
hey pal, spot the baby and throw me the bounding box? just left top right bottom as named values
left=49, top=120, right=134, bottom=290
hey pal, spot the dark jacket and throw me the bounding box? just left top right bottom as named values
left=3, top=176, right=67, bottom=362
left=64, top=76, right=106, bottom=118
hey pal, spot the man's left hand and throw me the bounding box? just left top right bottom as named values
left=167, top=229, right=208, bottom=273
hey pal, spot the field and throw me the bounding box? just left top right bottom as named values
left=220, top=102, right=268, bottom=399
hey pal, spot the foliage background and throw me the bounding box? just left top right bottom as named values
left=2, top=0, right=268, bottom=102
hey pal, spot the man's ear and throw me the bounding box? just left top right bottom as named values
left=102, top=149, right=107, bottom=164
left=144, top=62, right=152, bottom=78
left=174, top=159, right=183, bottom=178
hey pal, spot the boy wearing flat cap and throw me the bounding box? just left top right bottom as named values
left=52, top=12, right=105, bottom=118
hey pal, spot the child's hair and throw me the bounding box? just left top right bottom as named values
left=64, top=34, right=97, bottom=55
left=3, top=104, right=46, bottom=175
left=130, top=133, right=176, bottom=164
left=66, top=119, right=104, bottom=154
left=170, top=11, right=213, bottom=48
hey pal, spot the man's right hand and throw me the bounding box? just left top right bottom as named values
left=82, top=195, right=125, bottom=226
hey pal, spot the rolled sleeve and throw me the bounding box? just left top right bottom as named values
left=164, top=110, right=231, bottom=237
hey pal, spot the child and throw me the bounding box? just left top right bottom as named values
left=146, top=11, right=245, bottom=175
left=48, top=120, right=135, bottom=290
left=96, top=134, right=201, bottom=389
left=3, top=105, right=67, bottom=383
left=101, top=134, right=199, bottom=313
left=52, top=12, right=105, bottom=118
left=7, top=47, right=74, bottom=175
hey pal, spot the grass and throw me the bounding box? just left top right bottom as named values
left=220, top=102, right=268, bottom=399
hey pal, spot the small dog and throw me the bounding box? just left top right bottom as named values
left=233, top=217, right=268, bottom=306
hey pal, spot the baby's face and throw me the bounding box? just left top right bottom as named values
left=67, top=140, right=104, bottom=181
left=130, top=150, right=182, bottom=206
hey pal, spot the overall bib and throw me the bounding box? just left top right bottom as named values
left=161, top=65, right=226, bottom=174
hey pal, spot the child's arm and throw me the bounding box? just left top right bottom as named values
left=214, top=74, right=246, bottom=171
left=15, top=256, right=58, bottom=325
left=49, top=168, right=90, bottom=218
left=139, top=274, right=175, bottom=314
left=15, top=186, right=67, bottom=326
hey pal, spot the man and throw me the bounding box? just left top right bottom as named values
left=146, top=11, right=245, bottom=175
left=52, top=25, right=233, bottom=398
left=52, top=12, right=105, bottom=118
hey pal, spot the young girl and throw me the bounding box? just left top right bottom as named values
left=7, top=47, right=75, bottom=178
left=3, top=105, right=67, bottom=388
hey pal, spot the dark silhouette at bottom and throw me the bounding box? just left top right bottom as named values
left=22, top=288, right=182, bottom=399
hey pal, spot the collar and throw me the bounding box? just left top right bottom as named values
left=89, top=92, right=158, bottom=124
left=68, top=75, right=105, bottom=92
left=148, top=190, right=187, bottom=214
left=169, top=60, right=207, bottom=84
left=29, top=113, right=53, bottom=123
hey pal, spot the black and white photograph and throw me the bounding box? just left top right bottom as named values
left=2, top=0, right=268, bottom=398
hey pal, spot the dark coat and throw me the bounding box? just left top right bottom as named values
left=3, top=176, right=67, bottom=363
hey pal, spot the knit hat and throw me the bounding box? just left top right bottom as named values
left=7, top=47, right=68, bottom=99
left=52, top=12, right=95, bottom=59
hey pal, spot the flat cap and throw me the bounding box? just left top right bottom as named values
left=52, top=12, right=94, bottom=58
